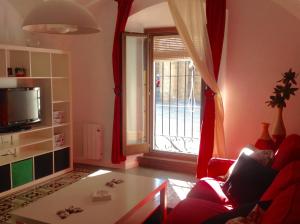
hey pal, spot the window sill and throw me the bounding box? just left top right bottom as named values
left=138, top=151, right=197, bottom=174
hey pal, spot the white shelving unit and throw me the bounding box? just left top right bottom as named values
left=0, top=44, right=73, bottom=197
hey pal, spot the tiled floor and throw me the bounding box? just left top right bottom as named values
left=0, top=166, right=196, bottom=224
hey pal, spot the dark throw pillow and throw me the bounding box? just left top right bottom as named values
left=222, top=154, right=277, bottom=206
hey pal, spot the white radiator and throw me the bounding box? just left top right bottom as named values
left=83, top=123, right=103, bottom=160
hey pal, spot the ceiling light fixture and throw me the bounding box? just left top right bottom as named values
left=22, top=0, right=101, bottom=34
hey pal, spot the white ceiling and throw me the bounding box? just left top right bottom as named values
left=127, top=2, right=174, bottom=31
left=6, top=0, right=300, bottom=24
left=272, top=0, right=300, bottom=21
left=7, top=0, right=108, bottom=18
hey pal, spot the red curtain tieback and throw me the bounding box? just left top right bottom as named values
left=205, top=89, right=215, bottom=98
left=114, top=86, right=122, bottom=96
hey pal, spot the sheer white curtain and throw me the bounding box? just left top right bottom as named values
left=167, top=0, right=225, bottom=156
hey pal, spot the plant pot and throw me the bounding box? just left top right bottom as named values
left=272, top=107, right=286, bottom=148
left=255, top=122, right=276, bottom=151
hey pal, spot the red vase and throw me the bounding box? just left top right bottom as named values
left=255, top=122, right=276, bottom=151
left=272, top=107, right=286, bottom=148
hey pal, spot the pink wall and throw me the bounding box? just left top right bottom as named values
left=222, top=0, right=300, bottom=158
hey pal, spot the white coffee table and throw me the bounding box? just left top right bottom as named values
left=11, top=170, right=167, bottom=224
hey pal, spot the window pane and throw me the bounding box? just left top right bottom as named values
left=154, top=59, right=201, bottom=155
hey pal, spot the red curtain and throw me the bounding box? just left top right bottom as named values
left=197, top=0, right=226, bottom=178
left=111, top=0, right=134, bottom=164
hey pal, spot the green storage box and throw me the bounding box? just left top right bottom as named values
left=12, top=158, right=33, bottom=188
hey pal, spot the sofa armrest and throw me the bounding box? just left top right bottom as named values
left=207, top=157, right=235, bottom=178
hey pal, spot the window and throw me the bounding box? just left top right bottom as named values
left=122, top=30, right=204, bottom=156
left=152, top=35, right=203, bottom=155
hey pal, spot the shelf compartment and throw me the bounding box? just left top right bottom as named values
left=53, top=126, right=70, bottom=149
left=0, top=49, right=6, bottom=77
left=52, top=77, right=68, bottom=80
left=0, top=127, right=52, bottom=152
left=52, top=100, right=69, bottom=104
left=54, top=144, right=71, bottom=151
left=54, top=147, right=70, bottom=172
left=12, top=158, right=33, bottom=188
left=0, top=164, right=11, bottom=193
left=8, top=50, right=30, bottom=77
left=34, top=152, right=53, bottom=180
left=2, top=76, right=51, bottom=79
left=52, top=78, right=69, bottom=102
left=0, top=125, right=52, bottom=137
left=53, top=102, right=70, bottom=124
left=0, top=140, right=53, bottom=166
left=30, top=52, right=51, bottom=77
left=0, top=137, right=52, bottom=152
left=53, top=122, right=70, bottom=128
left=51, top=53, right=69, bottom=77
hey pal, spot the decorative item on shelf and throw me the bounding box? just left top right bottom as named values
left=266, top=68, right=298, bottom=148
left=7, top=67, right=13, bottom=77
left=54, top=133, right=65, bottom=147
left=15, top=67, right=26, bottom=77
left=255, top=122, right=276, bottom=151
left=53, top=111, right=65, bottom=124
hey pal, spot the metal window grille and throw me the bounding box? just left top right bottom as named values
left=154, top=60, right=202, bottom=155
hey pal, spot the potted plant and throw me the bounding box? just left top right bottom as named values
left=266, top=69, right=298, bottom=147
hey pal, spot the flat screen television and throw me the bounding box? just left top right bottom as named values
left=0, top=87, right=41, bottom=132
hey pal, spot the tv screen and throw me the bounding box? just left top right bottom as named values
left=0, top=87, right=41, bottom=130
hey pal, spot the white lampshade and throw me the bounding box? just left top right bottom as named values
left=22, top=0, right=101, bottom=34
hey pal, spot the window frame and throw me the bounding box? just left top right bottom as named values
left=145, top=27, right=205, bottom=161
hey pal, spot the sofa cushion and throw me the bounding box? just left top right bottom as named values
left=226, top=145, right=274, bottom=180
left=223, top=154, right=277, bottom=206
left=187, top=177, right=229, bottom=204
left=261, top=183, right=300, bottom=224
left=262, top=160, right=300, bottom=201
left=272, top=134, right=300, bottom=171
left=166, top=198, right=230, bottom=224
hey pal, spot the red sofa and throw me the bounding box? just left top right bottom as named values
left=167, top=134, right=300, bottom=224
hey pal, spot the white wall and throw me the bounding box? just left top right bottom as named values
left=70, top=0, right=167, bottom=167
left=0, top=0, right=29, bottom=45
left=69, top=1, right=121, bottom=166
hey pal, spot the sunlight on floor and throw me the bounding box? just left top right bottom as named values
left=87, top=169, right=111, bottom=178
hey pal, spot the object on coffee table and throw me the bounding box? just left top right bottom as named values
left=56, top=210, right=69, bottom=219
left=56, top=206, right=83, bottom=219
left=66, top=206, right=83, bottom=214
left=112, top=179, right=124, bottom=184
left=106, top=179, right=124, bottom=187
left=106, top=182, right=114, bottom=188
left=92, top=190, right=112, bottom=202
